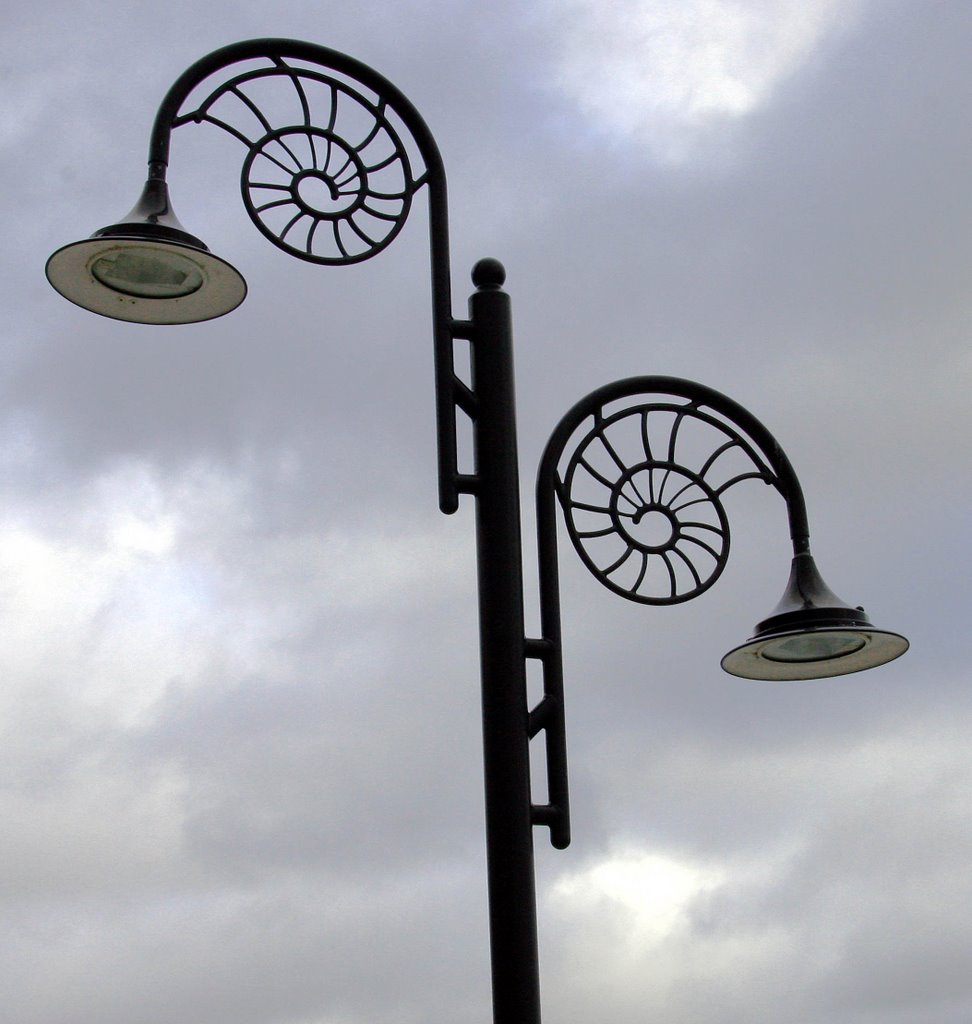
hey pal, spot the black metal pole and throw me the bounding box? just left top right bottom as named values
left=139, top=43, right=547, bottom=1021
left=467, top=259, right=542, bottom=1024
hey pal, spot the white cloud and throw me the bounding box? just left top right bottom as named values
left=541, top=0, right=861, bottom=160
left=0, top=456, right=472, bottom=732
left=550, top=846, right=728, bottom=942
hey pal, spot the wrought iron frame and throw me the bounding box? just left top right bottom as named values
left=47, top=37, right=904, bottom=1024
left=144, top=40, right=463, bottom=515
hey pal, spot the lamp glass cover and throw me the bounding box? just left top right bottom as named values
left=759, top=631, right=867, bottom=664
left=90, top=246, right=205, bottom=299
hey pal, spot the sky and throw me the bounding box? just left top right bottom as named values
left=2, top=1, right=970, bottom=1022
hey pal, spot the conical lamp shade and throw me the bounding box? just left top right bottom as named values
left=46, top=178, right=246, bottom=324
left=721, top=553, right=909, bottom=680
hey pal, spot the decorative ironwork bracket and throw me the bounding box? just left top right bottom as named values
left=528, top=375, right=814, bottom=849
left=146, top=38, right=468, bottom=514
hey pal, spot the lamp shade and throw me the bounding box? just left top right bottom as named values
left=721, top=553, right=909, bottom=680
left=46, top=178, right=246, bottom=324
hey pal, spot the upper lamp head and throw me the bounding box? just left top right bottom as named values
left=45, top=178, right=246, bottom=325
left=721, top=553, right=909, bottom=680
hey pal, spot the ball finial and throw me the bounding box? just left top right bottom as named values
left=472, top=257, right=506, bottom=289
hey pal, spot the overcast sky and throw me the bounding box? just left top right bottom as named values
left=3, top=1, right=970, bottom=1022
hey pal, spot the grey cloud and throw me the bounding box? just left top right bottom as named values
left=2, top=2, right=968, bottom=1023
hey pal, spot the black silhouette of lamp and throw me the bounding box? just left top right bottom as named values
left=46, top=38, right=908, bottom=1024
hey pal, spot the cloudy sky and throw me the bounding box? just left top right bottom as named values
left=3, top=1, right=970, bottom=1022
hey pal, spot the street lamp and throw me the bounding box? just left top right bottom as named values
left=46, top=38, right=908, bottom=1024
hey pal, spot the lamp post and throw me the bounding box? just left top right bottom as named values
left=46, top=38, right=908, bottom=1024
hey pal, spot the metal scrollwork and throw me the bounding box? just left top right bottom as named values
left=171, top=59, right=419, bottom=264
left=553, top=390, right=779, bottom=605
left=144, top=39, right=454, bottom=508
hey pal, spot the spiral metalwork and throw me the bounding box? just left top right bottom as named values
left=556, top=395, right=778, bottom=604
left=170, top=59, right=419, bottom=264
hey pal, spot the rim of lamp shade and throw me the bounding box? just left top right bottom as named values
left=46, top=230, right=247, bottom=325
left=721, top=625, right=909, bottom=680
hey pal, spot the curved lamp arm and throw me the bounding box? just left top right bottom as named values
left=528, top=377, right=908, bottom=846
left=45, top=38, right=465, bottom=514
left=537, top=375, right=908, bottom=662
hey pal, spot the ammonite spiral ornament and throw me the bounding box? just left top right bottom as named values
left=557, top=398, right=776, bottom=604
left=172, top=61, right=418, bottom=264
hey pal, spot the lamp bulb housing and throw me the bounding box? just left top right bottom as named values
left=721, top=553, right=909, bottom=680
left=46, top=177, right=246, bottom=324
